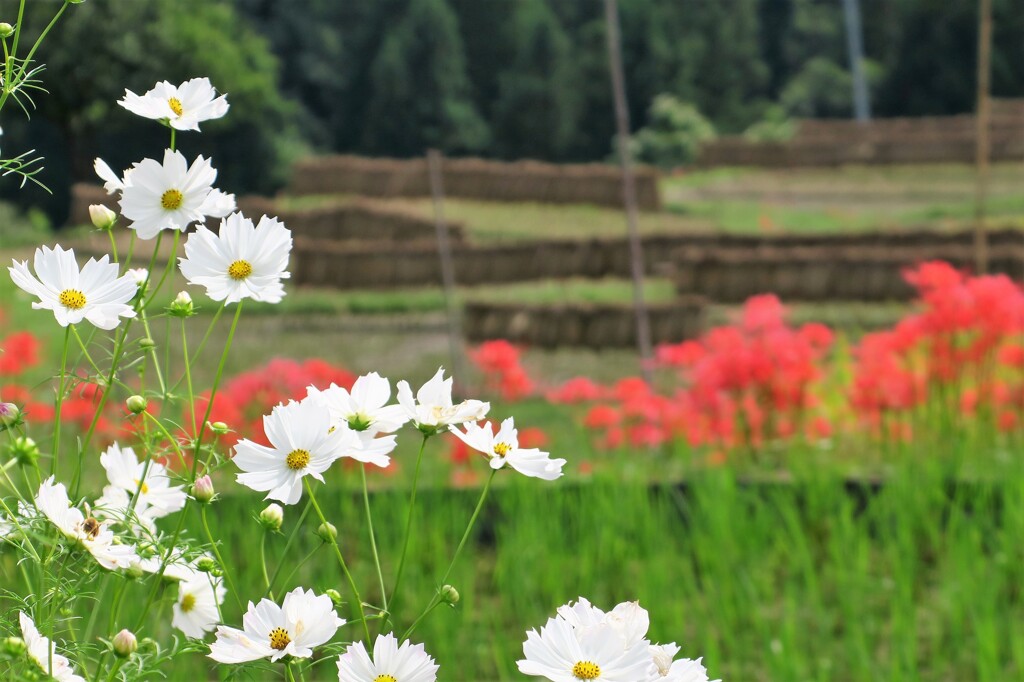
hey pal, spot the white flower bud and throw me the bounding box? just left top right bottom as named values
left=89, top=204, right=117, bottom=230
left=259, top=503, right=284, bottom=531
left=112, top=629, right=137, bottom=658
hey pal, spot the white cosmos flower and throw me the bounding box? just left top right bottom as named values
left=178, top=212, right=292, bottom=304
left=233, top=400, right=360, bottom=505
left=173, top=572, right=225, bottom=639
left=557, top=598, right=649, bottom=648
left=450, top=417, right=566, bottom=480
left=648, top=644, right=716, bottom=682
left=19, top=612, right=85, bottom=682
left=198, top=188, right=237, bottom=218
left=208, top=587, right=344, bottom=664
left=518, top=617, right=652, bottom=682
left=306, top=372, right=409, bottom=435
left=94, top=443, right=186, bottom=526
left=95, top=157, right=128, bottom=194
left=396, top=367, right=489, bottom=435
left=34, top=477, right=137, bottom=570
left=118, top=149, right=219, bottom=240
left=336, top=633, right=439, bottom=682
left=119, top=77, right=229, bottom=131
left=8, top=245, right=138, bottom=330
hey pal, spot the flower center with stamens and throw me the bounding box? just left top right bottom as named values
left=161, top=189, right=184, bottom=210
left=374, top=676, right=398, bottom=682
left=493, top=442, right=512, bottom=457
left=286, top=449, right=310, bottom=470
left=168, top=97, right=183, bottom=116
left=59, top=289, right=87, bottom=310
left=180, top=593, right=196, bottom=613
left=572, top=661, right=601, bottom=679
left=268, top=627, right=291, bottom=651
left=133, top=479, right=150, bottom=494
left=227, top=260, right=253, bottom=281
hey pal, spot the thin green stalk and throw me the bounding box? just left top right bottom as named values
left=402, top=469, right=496, bottom=640
left=201, top=504, right=243, bottom=610
left=181, top=318, right=197, bottom=434
left=361, top=465, right=388, bottom=623
left=0, top=0, right=67, bottom=113
left=259, top=532, right=272, bottom=597
left=167, top=301, right=226, bottom=396
left=50, top=326, right=71, bottom=478
left=266, top=499, right=313, bottom=596
left=195, top=302, right=243, bottom=476
left=142, top=230, right=180, bottom=312
left=385, top=433, right=429, bottom=627
left=106, top=227, right=119, bottom=263
left=304, top=479, right=372, bottom=647
left=137, top=308, right=167, bottom=396
left=272, top=545, right=323, bottom=598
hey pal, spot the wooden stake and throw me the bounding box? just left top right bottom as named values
left=974, top=0, right=993, bottom=274
left=427, top=149, right=468, bottom=384
left=604, top=0, right=654, bottom=384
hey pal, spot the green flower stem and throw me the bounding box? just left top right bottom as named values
left=167, top=301, right=226, bottom=397
left=285, top=660, right=297, bottom=682
left=142, top=230, right=181, bottom=313
left=384, top=433, right=429, bottom=631
left=402, top=469, right=496, bottom=641
left=272, top=544, right=322, bottom=599
left=107, top=227, right=119, bottom=263
left=303, top=479, right=372, bottom=647
left=69, top=326, right=131, bottom=392
left=361, top=465, right=388, bottom=620
left=259, top=532, right=272, bottom=597
left=181, top=318, right=197, bottom=434
left=50, top=326, right=71, bottom=478
left=266, top=499, right=313, bottom=596
left=137, top=308, right=167, bottom=396
left=122, top=232, right=138, bottom=270
left=0, top=0, right=67, bottom=114
left=201, top=504, right=244, bottom=611
left=195, top=302, right=243, bottom=476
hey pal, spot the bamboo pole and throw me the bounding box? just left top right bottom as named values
left=427, top=149, right=468, bottom=384
left=973, top=0, right=993, bottom=274
left=604, top=0, right=654, bottom=384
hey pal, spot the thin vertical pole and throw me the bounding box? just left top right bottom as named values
left=841, top=0, right=871, bottom=121
left=426, top=149, right=467, bottom=383
left=974, top=0, right=993, bottom=274
left=604, top=0, right=654, bottom=384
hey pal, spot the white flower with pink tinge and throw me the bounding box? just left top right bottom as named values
left=19, top=612, right=85, bottom=682
left=396, top=367, right=489, bottom=435
left=208, top=587, right=344, bottom=663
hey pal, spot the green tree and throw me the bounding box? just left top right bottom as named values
left=361, top=0, right=488, bottom=156
left=491, top=0, right=579, bottom=160
left=627, top=95, right=716, bottom=168
left=5, top=0, right=302, bottom=223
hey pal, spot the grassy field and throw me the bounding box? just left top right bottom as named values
left=2, top=163, right=1022, bottom=680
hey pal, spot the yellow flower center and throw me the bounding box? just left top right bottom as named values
left=268, top=627, right=291, bottom=651
left=168, top=97, right=183, bottom=116
left=572, top=661, right=601, bottom=679
left=374, top=676, right=398, bottom=682
left=493, top=442, right=512, bottom=457
left=286, top=449, right=311, bottom=470
left=161, top=189, right=184, bottom=210
left=227, top=260, right=253, bottom=281
left=133, top=479, right=150, bottom=494
left=180, top=593, right=196, bottom=613
left=59, top=289, right=87, bottom=310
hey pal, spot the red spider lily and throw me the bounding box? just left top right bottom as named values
left=469, top=340, right=535, bottom=401
left=0, top=331, right=42, bottom=376
left=546, top=377, right=606, bottom=404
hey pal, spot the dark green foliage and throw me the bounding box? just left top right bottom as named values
left=491, top=0, right=579, bottom=160
left=360, top=0, right=489, bottom=156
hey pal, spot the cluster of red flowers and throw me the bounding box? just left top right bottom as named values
left=1, top=309, right=52, bottom=423
left=194, top=358, right=356, bottom=445
left=851, top=261, right=1024, bottom=435
left=468, top=340, right=534, bottom=401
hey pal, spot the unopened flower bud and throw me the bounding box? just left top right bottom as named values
left=440, top=584, right=460, bottom=606
left=316, top=522, right=337, bottom=543
left=127, top=268, right=149, bottom=292
left=126, top=395, right=147, bottom=414
left=138, top=337, right=156, bottom=351
left=2, top=636, right=26, bottom=657
left=208, top=421, right=229, bottom=434
left=8, top=436, right=39, bottom=467
left=0, top=23, right=15, bottom=39
left=195, top=557, right=218, bottom=574
left=125, top=562, right=144, bottom=580
left=192, top=475, right=215, bottom=504
left=168, top=291, right=194, bottom=318
left=325, top=588, right=343, bottom=607
left=112, top=629, right=137, bottom=658
left=258, top=503, right=283, bottom=531
left=0, top=402, right=20, bottom=428
left=89, top=204, right=117, bottom=231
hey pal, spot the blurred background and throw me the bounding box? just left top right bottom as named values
left=3, top=1, right=1024, bottom=679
